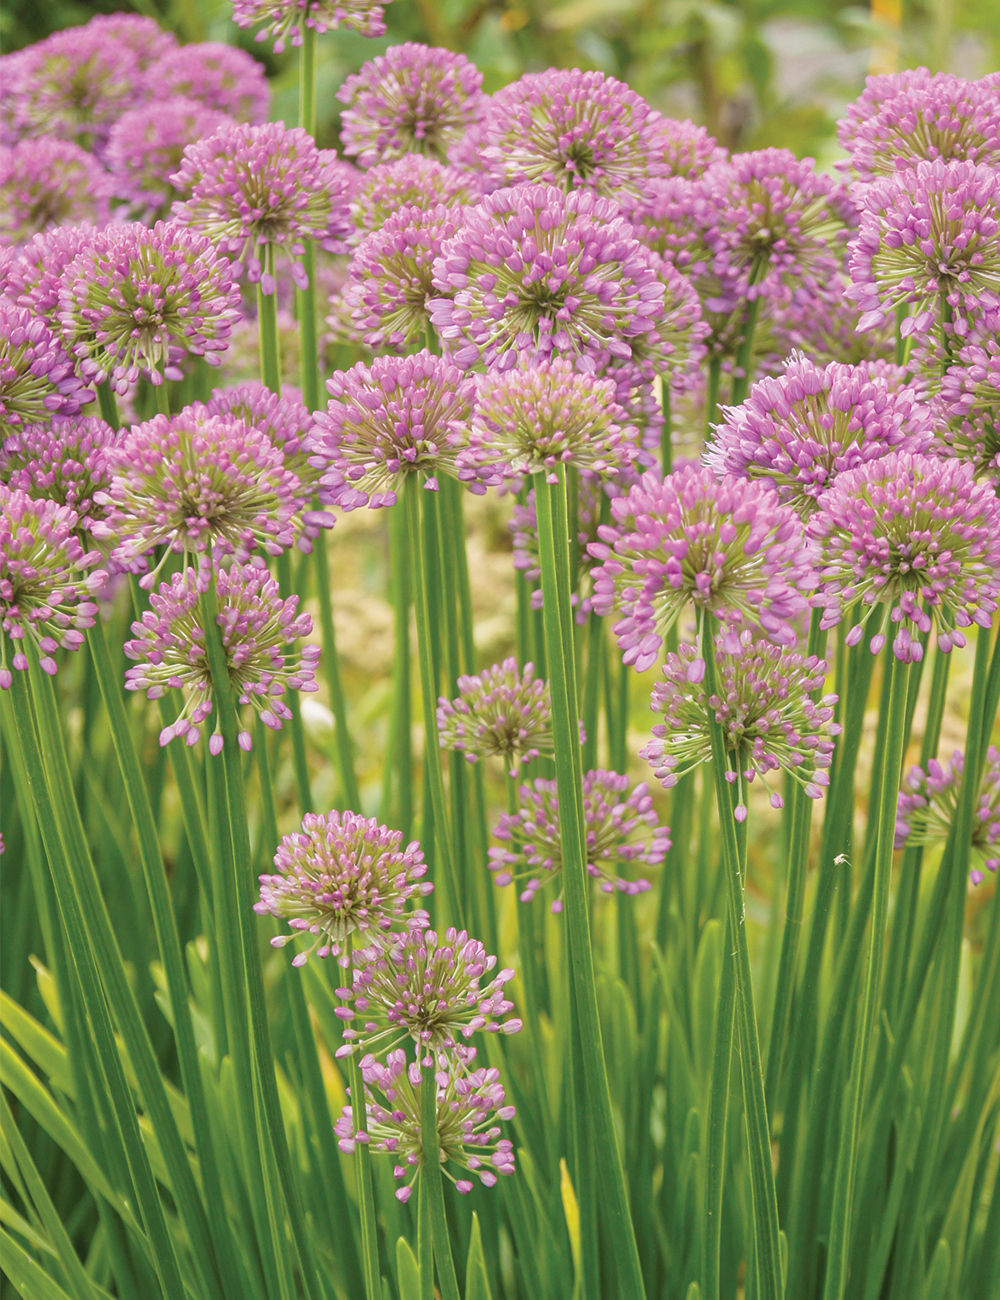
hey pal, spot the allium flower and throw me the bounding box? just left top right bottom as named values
left=338, top=44, right=484, bottom=170
left=350, top=155, right=474, bottom=242
left=703, top=150, right=855, bottom=304
left=58, top=221, right=241, bottom=392
left=649, top=117, right=726, bottom=179
left=94, top=411, right=307, bottom=583
left=346, top=203, right=460, bottom=351
left=589, top=466, right=816, bottom=672
left=0, top=485, right=105, bottom=686
left=471, top=359, right=642, bottom=481
left=256, top=810, right=432, bottom=964
left=617, top=174, right=712, bottom=265
left=0, top=140, right=111, bottom=247
left=171, top=121, right=353, bottom=292
left=124, top=563, right=318, bottom=752
left=149, top=42, right=270, bottom=124
left=489, top=769, right=669, bottom=908
left=480, top=69, right=664, bottom=200
left=838, top=72, right=1000, bottom=182
left=429, top=185, right=666, bottom=372
left=706, top=354, right=937, bottom=514
left=0, top=226, right=99, bottom=328
left=1, top=416, right=116, bottom=535
left=847, top=160, right=1000, bottom=336
left=1, top=300, right=93, bottom=435
left=107, top=99, right=235, bottom=219
left=335, top=1048, right=515, bottom=1199
left=308, top=351, right=492, bottom=509
left=896, top=746, right=1000, bottom=884
left=938, top=335, right=1000, bottom=482
left=639, top=633, right=839, bottom=819
left=809, top=451, right=1000, bottom=661
left=233, top=0, right=392, bottom=50
left=84, top=13, right=177, bottom=69
left=762, top=278, right=897, bottom=373
left=0, top=29, right=141, bottom=152
left=437, top=658, right=554, bottom=776
left=602, top=251, right=708, bottom=393
left=335, top=927, right=520, bottom=1058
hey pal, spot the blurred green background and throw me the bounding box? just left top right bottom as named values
left=3, top=1, right=999, bottom=164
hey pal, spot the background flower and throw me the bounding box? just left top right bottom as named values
left=148, top=41, right=270, bottom=123
left=896, top=746, right=999, bottom=884
left=0, top=139, right=111, bottom=247
left=437, top=658, right=554, bottom=776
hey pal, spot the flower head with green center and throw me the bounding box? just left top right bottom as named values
left=256, top=810, right=432, bottom=965
left=437, top=658, right=554, bottom=777
left=471, top=359, right=642, bottom=482
left=706, top=353, right=937, bottom=515
left=334, top=927, right=520, bottom=1058
left=896, top=746, right=1000, bottom=884
left=171, top=121, right=353, bottom=292
left=350, top=155, right=474, bottom=243
left=1, top=484, right=105, bottom=687
left=234, top=0, right=393, bottom=52
left=1, top=416, right=116, bottom=537
left=588, top=465, right=816, bottom=672
left=308, top=350, right=494, bottom=510
left=335, top=1047, right=515, bottom=1200
left=124, top=562, right=318, bottom=753
left=58, top=221, right=241, bottom=393
left=847, top=159, right=1000, bottom=337
left=489, top=769, right=670, bottom=910
left=640, top=632, right=839, bottom=821
left=939, top=334, right=1000, bottom=482
left=1, top=299, right=92, bottom=436
left=808, top=451, right=1000, bottom=661
left=93, top=411, right=308, bottom=585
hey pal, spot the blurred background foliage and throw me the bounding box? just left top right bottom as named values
left=2, top=1, right=999, bottom=162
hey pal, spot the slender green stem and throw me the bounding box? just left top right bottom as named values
left=315, top=539, right=361, bottom=809
left=348, top=1030, right=383, bottom=1300
left=581, top=608, right=604, bottom=772
left=298, top=22, right=316, bottom=137
left=660, top=379, right=672, bottom=475
left=404, top=473, right=459, bottom=925
left=822, top=650, right=909, bottom=1300
left=533, top=466, right=646, bottom=1299
left=704, top=356, right=721, bottom=436
left=380, top=501, right=412, bottom=833
left=420, top=1066, right=461, bottom=1300
left=702, top=908, right=737, bottom=1300
left=97, top=384, right=120, bottom=428
left=153, top=377, right=170, bottom=416
left=257, top=245, right=281, bottom=395
left=730, top=263, right=765, bottom=405
left=418, top=1174, right=434, bottom=1300
left=276, top=549, right=313, bottom=813
left=701, top=617, right=782, bottom=1299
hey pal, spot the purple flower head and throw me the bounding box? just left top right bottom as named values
left=938, top=334, right=1000, bottom=483
left=847, top=160, right=1000, bottom=337
left=107, top=98, right=235, bottom=220
left=0, top=485, right=105, bottom=687
left=350, top=155, right=475, bottom=243
left=706, top=354, right=937, bottom=515
left=437, top=658, right=555, bottom=777
left=762, top=277, right=897, bottom=373
left=838, top=68, right=939, bottom=141
left=809, top=451, right=1000, bottom=661
left=649, top=117, right=726, bottom=179
left=338, top=43, right=484, bottom=170
left=94, top=411, right=307, bottom=584
left=602, top=251, right=708, bottom=393
left=838, top=71, right=1000, bottom=182
left=124, top=562, right=318, bottom=753
left=335, top=1048, right=515, bottom=1200
left=489, top=769, right=669, bottom=910
left=589, top=465, right=816, bottom=672
left=429, top=184, right=666, bottom=372
left=1, top=226, right=99, bottom=329
left=256, top=810, right=432, bottom=964
left=149, top=42, right=270, bottom=124
left=0, top=140, right=112, bottom=247
left=896, top=746, right=1000, bottom=884
left=471, top=359, right=642, bottom=482
left=618, top=174, right=713, bottom=265
left=1, top=299, right=93, bottom=435
left=171, top=121, right=353, bottom=292
left=1, top=416, right=116, bottom=536
left=335, top=926, right=520, bottom=1058
left=346, top=202, right=460, bottom=352
left=233, top=0, right=392, bottom=50
left=58, top=221, right=241, bottom=393
left=83, top=13, right=177, bottom=70
left=703, top=150, right=856, bottom=304
left=0, top=28, right=141, bottom=153
left=640, top=632, right=839, bottom=819
left=308, top=351, right=491, bottom=510
left=480, top=69, right=664, bottom=200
